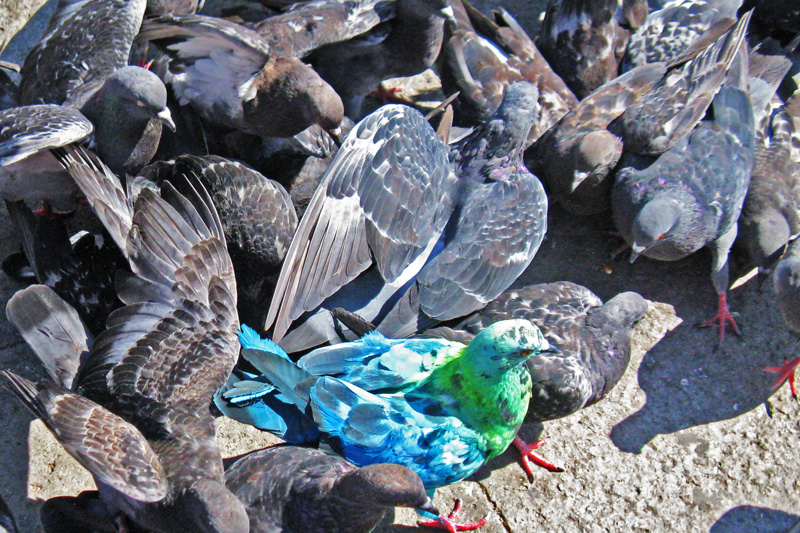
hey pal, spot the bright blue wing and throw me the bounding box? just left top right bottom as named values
left=297, top=332, right=459, bottom=391
left=309, top=376, right=488, bottom=489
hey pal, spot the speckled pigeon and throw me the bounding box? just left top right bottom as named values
left=1, top=151, right=248, bottom=531
left=265, top=81, right=547, bottom=354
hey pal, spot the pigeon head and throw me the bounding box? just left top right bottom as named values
left=738, top=207, right=791, bottom=267
left=630, top=195, right=682, bottom=262
left=245, top=57, right=344, bottom=138
left=104, top=66, right=175, bottom=131
left=467, top=319, right=554, bottom=372
left=182, top=479, right=249, bottom=533
left=332, top=463, right=434, bottom=512
left=571, top=130, right=623, bottom=193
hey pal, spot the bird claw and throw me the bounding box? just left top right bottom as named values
left=418, top=499, right=488, bottom=532
left=513, top=435, right=563, bottom=478
left=698, top=293, right=740, bottom=342
left=371, top=83, right=415, bottom=106
left=765, top=357, right=800, bottom=398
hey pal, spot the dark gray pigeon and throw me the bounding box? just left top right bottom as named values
left=138, top=13, right=344, bottom=138
left=305, top=0, right=454, bottom=118
left=425, top=282, right=648, bottom=475
left=538, top=0, right=649, bottom=99
left=620, top=0, right=742, bottom=72
left=611, top=43, right=755, bottom=342
left=265, top=81, right=548, bottom=354
left=438, top=0, right=578, bottom=144
left=226, top=445, right=437, bottom=533
left=141, top=154, right=298, bottom=327
left=2, top=148, right=248, bottom=532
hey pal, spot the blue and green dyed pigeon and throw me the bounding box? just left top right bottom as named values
left=216, top=318, right=554, bottom=530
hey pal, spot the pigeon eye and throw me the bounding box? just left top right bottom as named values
left=657, top=233, right=666, bottom=241
left=520, top=349, right=533, bottom=357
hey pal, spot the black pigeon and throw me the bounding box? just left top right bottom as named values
left=2, top=147, right=248, bottom=531
left=226, top=445, right=437, bottom=533
left=538, top=0, right=649, bottom=99
left=266, top=81, right=548, bottom=354
left=430, top=282, right=648, bottom=475
left=305, top=0, right=454, bottom=118
left=137, top=13, right=344, bottom=138
left=438, top=0, right=578, bottom=143
left=611, top=43, right=755, bottom=342
left=141, top=154, right=298, bottom=327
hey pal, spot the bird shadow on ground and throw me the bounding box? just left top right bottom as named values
left=515, top=205, right=798, bottom=456
left=610, top=274, right=796, bottom=454
left=710, top=505, right=799, bottom=533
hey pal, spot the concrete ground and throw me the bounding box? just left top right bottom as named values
left=0, top=1, right=798, bottom=532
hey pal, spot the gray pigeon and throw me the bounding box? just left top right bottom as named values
left=425, top=282, right=648, bottom=475
left=438, top=0, right=578, bottom=144
left=527, top=10, right=750, bottom=215
left=226, top=445, right=437, bottom=533
left=538, top=0, right=649, bottom=99
left=137, top=13, right=344, bottom=138
left=266, top=81, right=548, bottom=354
left=611, top=43, right=755, bottom=342
left=1, top=149, right=248, bottom=532
left=16, top=0, right=174, bottom=177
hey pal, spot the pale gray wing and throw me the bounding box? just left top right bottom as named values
left=0, top=105, right=92, bottom=166
left=5, top=285, right=90, bottom=390
left=265, top=104, right=453, bottom=341
left=52, top=145, right=134, bottom=257
left=0, top=371, right=168, bottom=502
left=137, top=14, right=271, bottom=126
left=416, top=169, right=548, bottom=321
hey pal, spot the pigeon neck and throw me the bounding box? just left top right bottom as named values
left=384, top=2, right=447, bottom=76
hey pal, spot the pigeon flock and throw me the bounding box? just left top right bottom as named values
left=0, top=0, right=797, bottom=531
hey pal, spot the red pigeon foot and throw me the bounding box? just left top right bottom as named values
left=513, top=435, right=564, bottom=478
left=371, top=83, right=415, bottom=106
left=418, top=499, right=488, bottom=532
left=700, top=293, right=740, bottom=342
left=765, top=357, right=800, bottom=398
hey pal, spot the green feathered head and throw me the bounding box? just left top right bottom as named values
left=466, top=319, right=553, bottom=372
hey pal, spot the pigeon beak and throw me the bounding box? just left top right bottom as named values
left=326, top=126, right=343, bottom=148
left=630, top=243, right=646, bottom=263
left=417, top=498, right=440, bottom=517
left=157, top=107, right=176, bottom=132
left=542, top=343, right=561, bottom=355
left=440, top=5, right=457, bottom=26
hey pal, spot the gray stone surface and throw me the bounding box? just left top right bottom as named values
left=0, top=1, right=798, bottom=532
